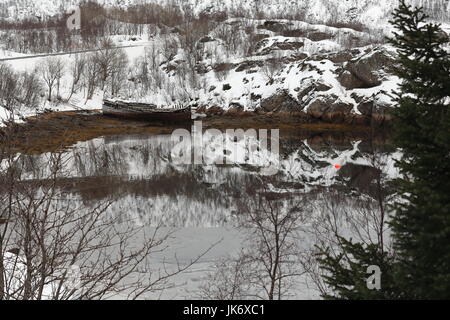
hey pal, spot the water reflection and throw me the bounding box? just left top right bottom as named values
left=10, top=132, right=400, bottom=227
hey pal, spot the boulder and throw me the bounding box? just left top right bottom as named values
left=297, top=81, right=332, bottom=103
left=273, top=41, right=304, bottom=51
left=257, top=21, right=289, bottom=33
left=357, top=99, right=394, bottom=125
left=357, top=100, right=374, bottom=116
left=204, top=106, right=224, bottom=116
left=227, top=103, right=244, bottom=113
left=258, top=41, right=305, bottom=55
left=235, top=60, right=264, bottom=73
left=199, top=35, right=215, bottom=43
left=307, top=96, right=334, bottom=119
left=307, top=31, right=333, bottom=41
left=344, top=48, right=397, bottom=88
left=260, top=90, right=303, bottom=112
left=306, top=95, right=354, bottom=123
left=372, top=104, right=394, bottom=125
left=327, top=50, right=356, bottom=64
left=322, top=102, right=354, bottom=123
left=338, top=70, right=366, bottom=89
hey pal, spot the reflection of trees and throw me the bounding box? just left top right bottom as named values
left=15, top=134, right=399, bottom=231
left=0, top=131, right=214, bottom=300
left=305, top=137, right=396, bottom=297
left=200, top=179, right=308, bottom=300
left=199, top=134, right=398, bottom=299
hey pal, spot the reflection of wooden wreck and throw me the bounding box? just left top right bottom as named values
left=102, top=99, right=191, bottom=123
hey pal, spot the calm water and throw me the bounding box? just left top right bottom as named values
left=17, top=131, right=399, bottom=225
left=12, top=130, right=400, bottom=298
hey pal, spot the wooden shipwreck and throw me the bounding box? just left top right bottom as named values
left=102, top=99, right=191, bottom=123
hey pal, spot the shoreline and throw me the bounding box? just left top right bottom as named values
left=1, top=110, right=392, bottom=155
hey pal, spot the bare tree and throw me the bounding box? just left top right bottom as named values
left=67, top=54, right=86, bottom=101
left=0, top=63, right=20, bottom=110
left=108, top=48, right=128, bottom=97
left=262, top=51, right=284, bottom=83
left=93, top=39, right=115, bottom=91
left=19, top=69, right=42, bottom=109
left=200, top=183, right=307, bottom=300
left=161, top=35, right=179, bottom=63
left=39, top=57, right=64, bottom=101
left=83, top=53, right=99, bottom=101
left=90, top=39, right=130, bottom=97
left=0, top=139, right=215, bottom=300
left=198, top=254, right=253, bottom=300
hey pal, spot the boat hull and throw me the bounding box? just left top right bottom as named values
left=102, top=100, right=191, bottom=123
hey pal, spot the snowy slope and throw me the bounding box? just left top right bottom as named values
left=0, top=0, right=449, bottom=26
left=0, top=1, right=448, bottom=125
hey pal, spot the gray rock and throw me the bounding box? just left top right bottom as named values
left=307, top=96, right=335, bottom=118
left=260, top=90, right=303, bottom=112
left=338, top=70, right=366, bottom=89
left=323, top=102, right=354, bottom=123
left=298, top=81, right=332, bottom=103
left=227, top=103, right=245, bottom=113
left=235, top=60, right=264, bottom=73
left=257, top=21, right=289, bottom=33
left=345, top=47, right=396, bottom=88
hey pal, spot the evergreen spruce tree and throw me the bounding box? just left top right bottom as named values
left=317, top=0, right=450, bottom=299
left=388, top=0, right=450, bottom=299
left=316, top=238, right=399, bottom=299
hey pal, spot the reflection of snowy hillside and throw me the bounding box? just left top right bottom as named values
left=14, top=133, right=401, bottom=185
left=5, top=133, right=401, bottom=228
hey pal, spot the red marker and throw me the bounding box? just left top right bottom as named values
left=334, top=164, right=342, bottom=169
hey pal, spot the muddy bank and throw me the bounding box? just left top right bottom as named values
left=203, top=113, right=391, bottom=145
left=1, top=110, right=391, bottom=155
left=200, top=107, right=394, bottom=127
left=1, top=111, right=182, bottom=154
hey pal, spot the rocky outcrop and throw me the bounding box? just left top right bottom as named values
left=235, top=60, right=265, bottom=73
left=337, top=70, right=366, bottom=90
left=339, top=47, right=397, bottom=89
left=323, top=103, right=354, bottom=123
left=259, top=41, right=305, bottom=55
left=198, top=106, right=224, bottom=116
left=260, top=90, right=303, bottom=112
left=307, top=96, right=336, bottom=119
left=197, top=39, right=398, bottom=127
left=257, top=21, right=290, bottom=33
left=306, top=96, right=353, bottom=123
left=297, top=81, right=332, bottom=103
left=326, top=49, right=362, bottom=64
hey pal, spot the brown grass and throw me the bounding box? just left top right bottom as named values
left=4, top=111, right=182, bottom=155
left=2, top=111, right=391, bottom=155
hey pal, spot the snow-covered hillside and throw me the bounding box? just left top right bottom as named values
left=0, top=1, right=449, bottom=127
left=0, top=0, right=449, bottom=26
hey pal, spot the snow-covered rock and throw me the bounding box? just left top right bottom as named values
left=0, top=0, right=449, bottom=28
left=195, top=40, right=399, bottom=125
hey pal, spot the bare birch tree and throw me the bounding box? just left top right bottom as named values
left=0, top=131, right=214, bottom=300
left=39, top=57, right=64, bottom=101
left=67, top=54, right=86, bottom=101
left=200, top=183, right=307, bottom=300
